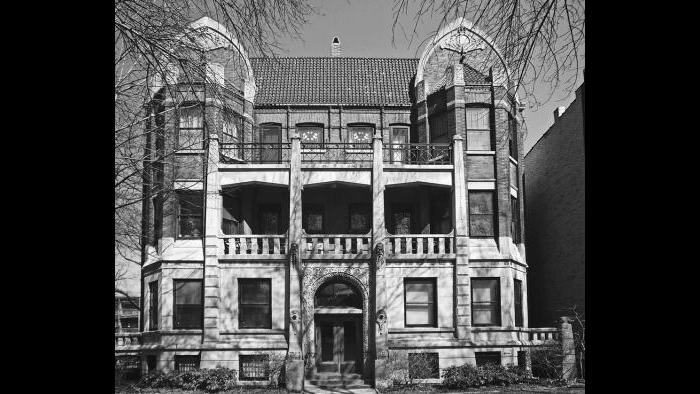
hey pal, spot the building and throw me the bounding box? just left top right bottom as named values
left=134, top=16, right=560, bottom=390
left=115, top=295, right=140, bottom=333
left=524, top=81, right=585, bottom=327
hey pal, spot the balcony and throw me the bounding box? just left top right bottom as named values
left=115, top=332, right=142, bottom=351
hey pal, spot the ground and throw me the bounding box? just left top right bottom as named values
left=115, top=383, right=585, bottom=393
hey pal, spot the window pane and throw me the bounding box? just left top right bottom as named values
left=405, top=305, right=431, bottom=325
left=467, top=155, right=495, bottom=179
left=472, top=308, right=496, bottom=325
left=467, top=130, right=492, bottom=150
left=349, top=204, right=370, bottom=233
left=510, top=161, right=518, bottom=188
left=469, top=192, right=494, bottom=214
left=239, top=305, right=271, bottom=328
left=240, top=280, right=271, bottom=304
left=471, top=279, right=498, bottom=302
left=405, top=282, right=434, bottom=303
left=175, top=305, right=202, bottom=328
left=469, top=214, right=493, bottom=237
left=175, top=281, right=202, bottom=305
left=300, top=127, right=323, bottom=144
left=178, top=129, right=203, bottom=149
left=466, top=108, right=490, bottom=129
left=348, top=127, right=372, bottom=143
left=179, top=107, right=203, bottom=128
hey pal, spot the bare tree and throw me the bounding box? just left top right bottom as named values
left=391, top=0, right=585, bottom=109
left=114, top=0, right=313, bottom=302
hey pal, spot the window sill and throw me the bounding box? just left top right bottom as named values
left=301, top=149, right=326, bottom=154
left=174, top=149, right=206, bottom=154
left=466, top=150, right=496, bottom=155
left=391, top=327, right=452, bottom=333
left=160, top=329, right=203, bottom=334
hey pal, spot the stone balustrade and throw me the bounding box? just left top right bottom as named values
left=302, top=231, right=372, bottom=256
left=220, top=234, right=288, bottom=256
left=387, top=232, right=455, bottom=255
left=115, top=332, right=142, bottom=348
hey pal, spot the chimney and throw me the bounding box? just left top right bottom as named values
left=330, top=36, right=342, bottom=57
left=553, top=106, right=566, bottom=121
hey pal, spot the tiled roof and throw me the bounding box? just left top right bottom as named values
left=463, top=64, right=490, bottom=84
left=250, top=57, right=418, bottom=106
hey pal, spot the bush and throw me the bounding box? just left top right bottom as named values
left=530, top=346, right=563, bottom=379
left=138, top=367, right=237, bottom=392
left=441, top=363, right=531, bottom=389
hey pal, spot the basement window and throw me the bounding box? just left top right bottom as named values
left=175, top=355, right=200, bottom=371
left=239, top=355, right=270, bottom=381
left=475, top=352, right=501, bottom=367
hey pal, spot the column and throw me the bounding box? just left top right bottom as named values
left=452, top=135, right=471, bottom=339
left=203, top=132, right=222, bottom=343
left=286, top=130, right=304, bottom=392
left=560, top=317, right=577, bottom=381
left=372, top=134, right=389, bottom=389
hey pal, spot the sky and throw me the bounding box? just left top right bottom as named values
left=274, top=0, right=584, bottom=153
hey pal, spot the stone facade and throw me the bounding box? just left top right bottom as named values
left=136, top=16, right=559, bottom=390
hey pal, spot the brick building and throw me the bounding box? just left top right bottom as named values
left=524, top=82, right=585, bottom=327
left=132, top=16, right=559, bottom=390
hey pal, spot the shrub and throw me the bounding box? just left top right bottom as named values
left=530, top=345, right=563, bottom=379
left=138, top=367, right=237, bottom=392
left=441, top=363, right=530, bottom=389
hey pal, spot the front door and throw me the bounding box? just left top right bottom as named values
left=260, top=126, right=282, bottom=163
left=391, top=127, right=409, bottom=163
left=315, top=315, right=361, bottom=374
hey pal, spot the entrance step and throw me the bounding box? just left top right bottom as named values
left=307, top=373, right=369, bottom=389
left=304, top=381, right=375, bottom=393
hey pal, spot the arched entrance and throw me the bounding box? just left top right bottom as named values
left=313, top=280, right=364, bottom=375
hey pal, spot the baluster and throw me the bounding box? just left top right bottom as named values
left=251, top=237, right=258, bottom=255
left=273, top=238, right=280, bottom=254
left=334, top=237, right=341, bottom=254
left=438, top=237, right=445, bottom=254
left=345, top=237, right=351, bottom=254
left=416, top=237, right=423, bottom=254
left=427, top=237, right=434, bottom=254
left=262, top=236, right=269, bottom=254
left=407, top=236, right=414, bottom=254
left=323, top=237, right=330, bottom=253
left=356, top=237, right=362, bottom=253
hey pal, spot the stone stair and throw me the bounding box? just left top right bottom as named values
left=305, top=372, right=373, bottom=390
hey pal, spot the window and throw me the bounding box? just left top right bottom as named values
left=260, top=124, right=282, bottom=162
left=511, top=196, right=521, bottom=244
left=240, top=355, right=270, bottom=380
left=404, top=278, right=437, bottom=327
left=173, top=280, right=202, bottom=329
left=471, top=278, right=500, bottom=326
left=347, top=125, right=373, bottom=147
left=408, top=353, right=439, bottom=379
left=509, top=161, right=519, bottom=189
left=348, top=203, right=370, bottom=234
left=221, top=111, right=243, bottom=160
left=514, top=279, right=523, bottom=327
left=469, top=191, right=495, bottom=237
left=299, top=124, right=324, bottom=148
left=508, top=115, right=518, bottom=159
left=149, top=281, right=158, bottom=330
left=239, top=279, right=271, bottom=329
left=390, top=126, right=410, bottom=163
left=177, top=192, right=203, bottom=238
left=466, top=155, right=495, bottom=179
left=475, top=352, right=501, bottom=366
left=175, top=355, right=200, bottom=371
left=466, top=107, right=492, bottom=150
left=258, top=204, right=281, bottom=235
left=147, top=355, right=157, bottom=372
left=303, top=204, right=324, bottom=234
left=177, top=105, right=204, bottom=150
left=315, top=281, right=361, bottom=308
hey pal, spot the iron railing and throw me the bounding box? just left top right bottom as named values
left=383, top=143, right=453, bottom=165
left=301, top=143, right=373, bottom=163
left=220, top=143, right=291, bottom=164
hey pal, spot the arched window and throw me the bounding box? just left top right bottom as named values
left=315, top=281, right=361, bottom=309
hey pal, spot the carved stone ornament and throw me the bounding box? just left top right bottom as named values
left=290, top=243, right=299, bottom=270
left=374, top=243, right=385, bottom=269
left=376, top=308, right=387, bottom=335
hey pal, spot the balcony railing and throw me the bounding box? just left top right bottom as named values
left=220, top=234, right=288, bottom=256
left=387, top=232, right=455, bottom=255
left=301, top=143, right=373, bottom=163
left=518, top=327, right=560, bottom=342
left=220, top=143, right=291, bottom=164
left=383, top=143, right=452, bottom=165
left=115, top=332, right=142, bottom=348
left=302, top=231, right=372, bottom=256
